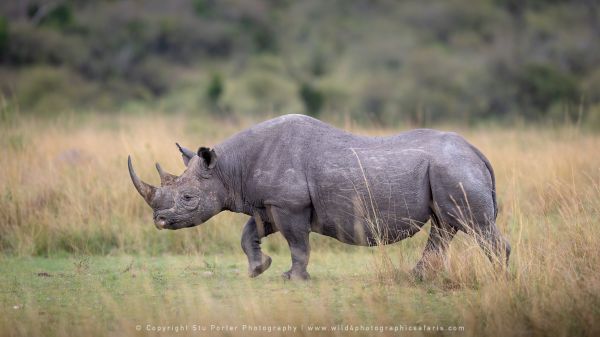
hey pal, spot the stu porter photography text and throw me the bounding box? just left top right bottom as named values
left=139, top=323, right=466, bottom=333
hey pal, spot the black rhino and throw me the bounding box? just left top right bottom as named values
left=128, top=114, right=510, bottom=280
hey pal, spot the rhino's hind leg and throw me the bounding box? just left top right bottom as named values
left=428, top=161, right=511, bottom=274
left=432, top=189, right=511, bottom=272
left=412, top=213, right=457, bottom=279
left=472, top=221, right=511, bottom=269
left=241, top=217, right=276, bottom=278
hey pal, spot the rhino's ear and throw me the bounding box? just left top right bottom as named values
left=198, top=147, right=218, bottom=169
left=176, top=143, right=197, bottom=167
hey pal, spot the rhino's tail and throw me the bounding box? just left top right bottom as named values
left=468, top=144, right=498, bottom=220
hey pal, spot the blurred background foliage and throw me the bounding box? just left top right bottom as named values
left=0, top=0, right=599, bottom=126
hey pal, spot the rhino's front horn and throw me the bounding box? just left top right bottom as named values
left=155, top=162, right=177, bottom=186
left=128, top=155, right=156, bottom=206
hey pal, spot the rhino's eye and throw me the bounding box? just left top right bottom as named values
left=183, top=194, right=193, bottom=201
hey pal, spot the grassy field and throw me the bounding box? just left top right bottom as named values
left=1, top=113, right=599, bottom=336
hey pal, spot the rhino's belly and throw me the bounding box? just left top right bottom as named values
left=309, top=147, right=432, bottom=246
left=311, top=205, right=430, bottom=246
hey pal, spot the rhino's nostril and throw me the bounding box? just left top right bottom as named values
left=154, top=215, right=167, bottom=230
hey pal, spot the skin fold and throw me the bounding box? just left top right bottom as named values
left=129, top=114, right=511, bottom=280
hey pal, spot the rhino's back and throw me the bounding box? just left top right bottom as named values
left=240, top=113, right=451, bottom=150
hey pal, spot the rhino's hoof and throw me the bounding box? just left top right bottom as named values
left=248, top=255, right=272, bottom=278
left=410, top=267, right=425, bottom=281
left=411, top=263, right=434, bottom=281
left=281, top=270, right=310, bottom=281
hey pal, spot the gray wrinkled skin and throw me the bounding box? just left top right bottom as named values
left=129, top=114, right=511, bottom=280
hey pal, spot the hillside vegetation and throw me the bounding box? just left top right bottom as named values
left=1, top=0, right=600, bottom=126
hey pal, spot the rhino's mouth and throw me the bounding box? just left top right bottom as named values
left=153, top=215, right=168, bottom=230
left=154, top=219, right=166, bottom=230
left=155, top=221, right=178, bottom=230
left=153, top=211, right=184, bottom=230
left=154, top=217, right=196, bottom=230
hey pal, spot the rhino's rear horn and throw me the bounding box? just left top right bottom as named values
left=128, top=156, right=157, bottom=206
left=155, top=162, right=177, bottom=186
left=176, top=142, right=196, bottom=167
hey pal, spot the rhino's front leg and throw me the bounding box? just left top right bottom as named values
left=241, top=217, right=276, bottom=277
left=269, top=206, right=311, bottom=280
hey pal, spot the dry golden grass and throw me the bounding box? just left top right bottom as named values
left=0, top=113, right=599, bottom=336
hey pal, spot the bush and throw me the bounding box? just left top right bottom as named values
left=4, top=23, right=87, bottom=66
left=205, top=73, right=226, bottom=116
left=299, top=83, right=324, bottom=118
left=126, top=57, right=172, bottom=97
left=359, top=79, right=398, bottom=126
left=309, top=51, right=328, bottom=77
left=206, top=73, right=224, bottom=105
left=0, top=16, right=8, bottom=58
left=38, top=3, right=75, bottom=30
left=15, top=66, right=101, bottom=114
left=252, top=24, right=277, bottom=53
left=243, top=71, right=296, bottom=112
left=193, top=0, right=216, bottom=17
left=516, top=63, right=579, bottom=119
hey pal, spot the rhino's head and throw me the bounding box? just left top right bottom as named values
left=128, top=144, right=225, bottom=230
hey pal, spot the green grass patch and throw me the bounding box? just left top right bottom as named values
left=0, top=253, right=471, bottom=337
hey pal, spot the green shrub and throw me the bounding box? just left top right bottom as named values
left=238, top=13, right=278, bottom=53
left=245, top=72, right=287, bottom=101
left=193, top=0, right=216, bottom=17
left=206, top=73, right=224, bottom=106
left=39, top=4, right=75, bottom=30
left=299, top=83, right=324, bottom=118
left=253, top=24, right=277, bottom=53
left=0, top=16, right=8, bottom=57
left=359, top=79, right=398, bottom=126
left=127, top=57, right=171, bottom=97
left=15, top=66, right=100, bottom=114
left=205, top=73, right=228, bottom=116
left=309, top=52, right=328, bottom=77
left=516, top=63, right=579, bottom=119
left=5, top=23, right=87, bottom=66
